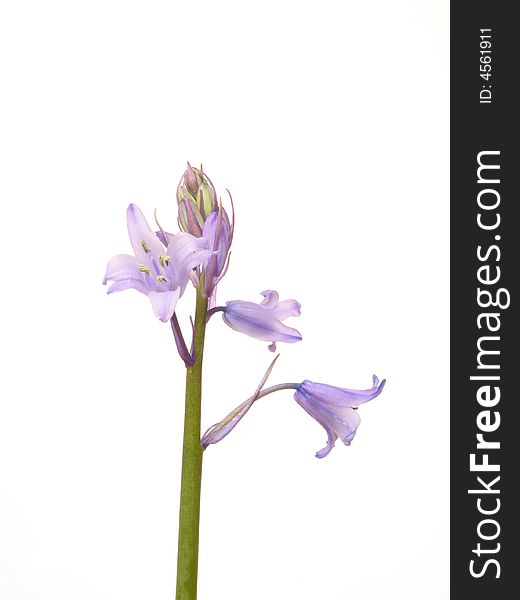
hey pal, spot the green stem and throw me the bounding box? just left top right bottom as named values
left=176, top=288, right=208, bottom=600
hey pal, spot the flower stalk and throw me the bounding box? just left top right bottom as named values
left=175, top=287, right=208, bottom=600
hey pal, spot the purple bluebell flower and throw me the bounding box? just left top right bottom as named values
left=294, top=375, right=386, bottom=458
left=103, top=203, right=212, bottom=322
left=221, top=290, right=302, bottom=351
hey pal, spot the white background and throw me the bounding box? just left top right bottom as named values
left=0, top=1, right=449, bottom=599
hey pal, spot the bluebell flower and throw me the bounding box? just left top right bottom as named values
left=221, top=290, right=301, bottom=351
left=294, top=376, right=386, bottom=458
left=103, top=204, right=212, bottom=322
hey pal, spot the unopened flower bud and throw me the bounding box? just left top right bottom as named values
left=177, top=163, right=218, bottom=236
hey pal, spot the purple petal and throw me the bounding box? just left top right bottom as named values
left=148, top=289, right=180, bottom=322
left=103, top=254, right=139, bottom=284
left=202, top=209, right=232, bottom=296
left=221, top=291, right=302, bottom=349
left=313, top=407, right=361, bottom=458
left=127, top=204, right=164, bottom=262
left=223, top=304, right=302, bottom=343
left=296, top=392, right=362, bottom=458
left=107, top=277, right=149, bottom=295
left=298, top=376, right=386, bottom=409
left=155, top=229, right=175, bottom=246
left=316, top=429, right=337, bottom=459
left=260, top=290, right=279, bottom=307
left=327, top=405, right=362, bottom=445
left=294, top=375, right=384, bottom=458
left=166, top=232, right=213, bottom=295
left=271, top=299, right=301, bottom=320
left=203, top=210, right=230, bottom=255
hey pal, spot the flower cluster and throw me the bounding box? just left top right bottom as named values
left=103, top=163, right=385, bottom=457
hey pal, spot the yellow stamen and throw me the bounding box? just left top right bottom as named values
left=156, top=275, right=167, bottom=283
left=138, top=264, right=150, bottom=274
left=159, top=254, right=171, bottom=267
left=141, top=240, right=151, bottom=253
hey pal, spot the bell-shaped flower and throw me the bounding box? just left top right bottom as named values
left=221, top=290, right=302, bottom=351
left=294, top=375, right=386, bottom=458
left=103, top=203, right=213, bottom=322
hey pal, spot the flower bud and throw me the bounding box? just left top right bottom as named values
left=177, top=163, right=218, bottom=236
left=202, top=204, right=234, bottom=297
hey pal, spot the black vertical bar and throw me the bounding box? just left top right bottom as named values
left=451, top=2, right=519, bottom=598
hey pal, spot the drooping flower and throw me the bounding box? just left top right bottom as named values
left=221, top=290, right=302, bottom=351
left=294, top=375, right=386, bottom=458
left=103, top=203, right=212, bottom=322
